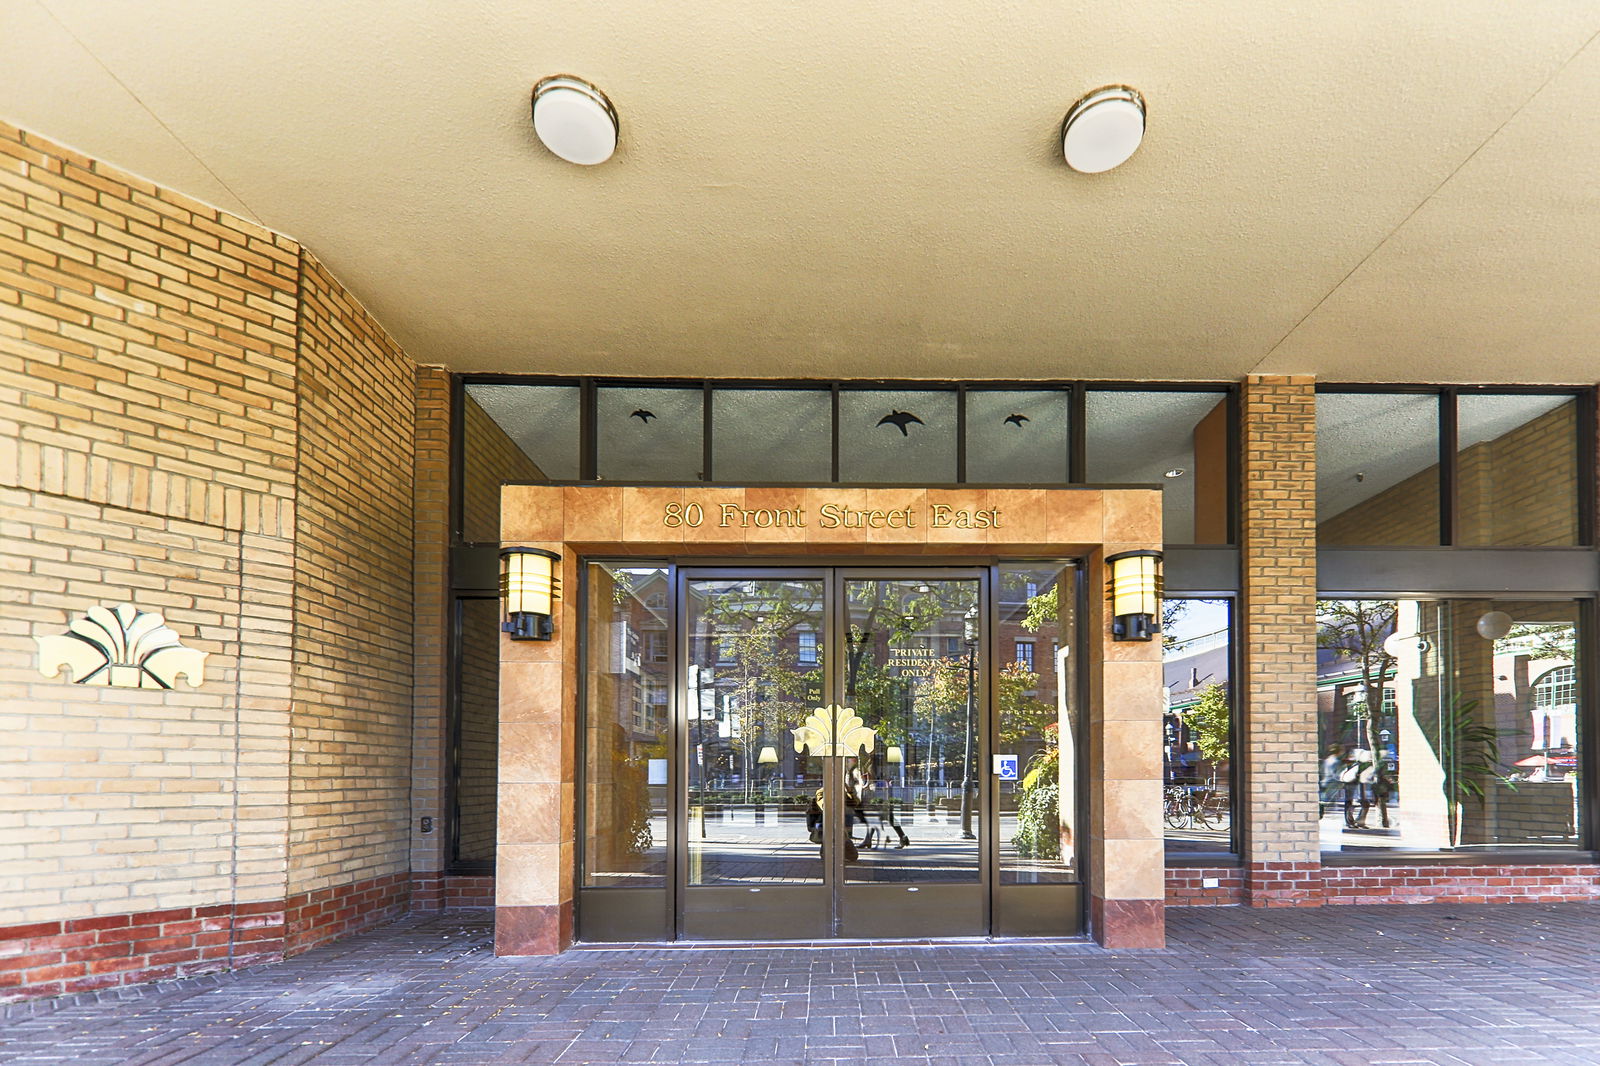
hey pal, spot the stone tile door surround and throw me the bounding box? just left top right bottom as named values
left=498, top=485, right=1165, bottom=952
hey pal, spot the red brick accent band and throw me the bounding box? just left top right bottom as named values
left=1194, top=861, right=1600, bottom=908
left=1166, top=866, right=1247, bottom=906
left=409, top=874, right=495, bottom=912
left=443, top=876, right=495, bottom=909
left=285, top=872, right=411, bottom=956
left=0, top=901, right=285, bottom=1003
left=1323, top=863, right=1600, bottom=905
left=1246, top=861, right=1325, bottom=907
left=2, top=872, right=414, bottom=1004
left=411, top=873, right=445, bottom=912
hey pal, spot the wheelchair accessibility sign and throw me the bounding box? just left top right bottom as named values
left=993, top=754, right=1019, bottom=781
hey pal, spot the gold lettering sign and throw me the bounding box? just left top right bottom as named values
left=884, top=647, right=941, bottom=679
left=662, top=500, right=1003, bottom=530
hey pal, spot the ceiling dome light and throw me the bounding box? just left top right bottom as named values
left=531, top=75, right=618, bottom=165
left=1061, top=86, right=1145, bottom=174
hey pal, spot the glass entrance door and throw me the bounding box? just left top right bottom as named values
left=679, top=570, right=985, bottom=940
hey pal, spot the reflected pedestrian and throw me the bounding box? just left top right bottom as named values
left=1319, top=746, right=1343, bottom=816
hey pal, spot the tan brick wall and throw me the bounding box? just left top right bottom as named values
left=289, top=254, right=416, bottom=895
left=0, top=489, right=287, bottom=924
left=411, top=367, right=451, bottom=879
left=461, top=393, right=545, bottom=544
left=1239, top=376, right=1320, bottom=879
left=0, top=121, right=420, bottom=973
left=0, top=123, right=299, bottom=537
left=0, top=120, right=302, bottom=930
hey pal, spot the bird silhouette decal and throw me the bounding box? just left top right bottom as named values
left=1003, top=413, right=1030, bottom=428
left=630, top=409, right=656, bottom=424
left=876, top=410, right=924, bottom=436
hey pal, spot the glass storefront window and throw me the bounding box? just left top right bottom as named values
left=711, top=388, right=832, bottom=483
left=1317, top=597, right=1584, bottom=854
left=1456, top=394, right=1579, bottom=546
left=1161, top=599, right=1234, bottom=855
left=965, top=389, right=1069, bottom=485
left=837, top=388, right=956, bottom=484
left=453, top=598, right=501, bottom=865
left=997, top=562, right=1079, bottom=884
left=460, top=383, right=579, bottom=542
left=1085, top=390, right=1230, bottom=544
left=1316, top=392, right=1441, bottom=546
left=582, top=564, right=672, bottom=887
left=596, top=385, right=704, bottom=482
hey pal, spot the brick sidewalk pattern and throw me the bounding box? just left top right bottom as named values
left=4, top=903, right=1600, bottom=1065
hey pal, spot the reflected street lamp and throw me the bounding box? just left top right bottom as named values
left=758, top=745, right=780, bottom=794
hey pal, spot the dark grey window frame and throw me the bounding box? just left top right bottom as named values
left=1316, top=552, right=1599, bottom=865
left=446, top=375, right=1245, bottom=874
left=1161, top=591, right=1243, bottom=865
left=452, top=375, right=1239, bottom=547
left=1316, top=384, right=1596, bottom=548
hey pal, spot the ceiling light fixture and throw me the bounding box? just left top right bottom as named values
left=531, top=75, right=618, bottom=165
left=1061, top=86, right=1146, bottom=174
left=1163, top=468, right=1185, bottom=479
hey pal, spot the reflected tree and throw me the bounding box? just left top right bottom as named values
left=1316, top=600, right=1397, bottom=751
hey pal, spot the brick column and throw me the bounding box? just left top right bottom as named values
left=1239, top=375, right=1323, bottom=906
left=410, top=366, right=452, bottom=911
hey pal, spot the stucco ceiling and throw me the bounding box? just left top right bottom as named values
left=4, top=2, right=1599, bottom=383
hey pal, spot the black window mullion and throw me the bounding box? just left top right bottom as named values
left=1580, top=597, right=1599, bottom=852
left=1069, top=384, right=1087, bottom=484
left=702, top=382, right=713, bottom=482
left=956, top=383, right=968, bottom=483
left=1439, top=388, right=1458, bottom=545
left=830, top=384, right=841, bottom=483
left=1578, top=388, right=1597, bottom=547
left=579, top=377, right=597, bottom=481
left=1225, top=387, right=1240, bottom=547
left=448, top=375, right=465, bottom=542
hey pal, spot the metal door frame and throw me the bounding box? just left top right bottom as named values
left=673, top=565, right=991, bottom=941
left=674, top=566, right=834, bottom=940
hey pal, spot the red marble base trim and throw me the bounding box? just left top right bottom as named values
left=0, top=900, right=286, bottom=1004
left=1089, top=896, right=1164, bottom=949
left=1166, top=866, right=1246, bottom=906
left=1247, top=861, right=1324, bottom=907
left=495, top=901, right=574, bottom=956
left=1324, top=863, right=1600, bottom=905
left=285, top=872, right=411, bottom=956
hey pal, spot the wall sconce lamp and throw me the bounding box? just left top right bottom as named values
left=1107, top=550, right=1163, bottom=642
left=500, top=547, right=562, bottom=640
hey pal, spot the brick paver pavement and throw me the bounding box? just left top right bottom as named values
left=4, top=903, right=1600, bottom=1065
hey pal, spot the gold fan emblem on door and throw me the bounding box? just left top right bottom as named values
left=792, top=704, right=877, bottom=758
